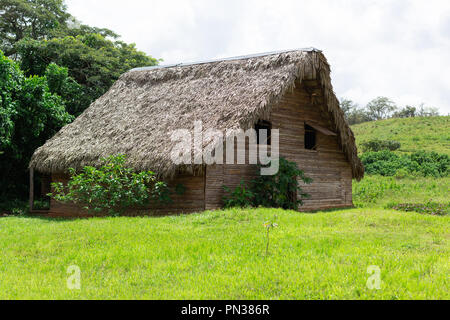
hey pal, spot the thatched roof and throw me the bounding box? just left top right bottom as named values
left=30, top=48, right=364, bottom=180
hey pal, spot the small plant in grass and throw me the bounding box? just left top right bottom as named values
left=48, top=154, right=171, bottom=216
left=263, top=217, right=278, bottom=256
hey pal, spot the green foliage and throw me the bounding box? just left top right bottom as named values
left=0, top=1, right=159, bottom=201
left=360, top=139, right=401, bottom=153
left=0, top=198, right=28, bottom=215
left=393, top=168, right=409, bottom=180
left=2, top=0, right=159, bottom=116
left=339, top=98, right=371, bottom=125
left=361, top=150, right=449, bottom=177
left=0, top=49, right=22, bottom=149
left=252, top=158, right=312, bottom=209
left=222, top=180, right=255, bottom=208
left=0, top=50, right=73, bottom=198
left=366, top=97, right=397, bottom=121
left=392, top=104, right=439, bottom=119
left=340, top=96, right=398, bottom=125
left=44, top=63, right=86, bottom=115
left=223, top=158, right=312, bottom=210
left=341, top=96, right=440, bottom=126
left=0, top=0, right=70, bottom=56
left=48, top=155, right=171, bottom=216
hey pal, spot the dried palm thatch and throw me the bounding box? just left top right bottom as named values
left=30, top=48, right=364, bottom=180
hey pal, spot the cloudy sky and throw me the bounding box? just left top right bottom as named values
left=66, top=0, right=450, bottom=113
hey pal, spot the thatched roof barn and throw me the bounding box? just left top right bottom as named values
left=30, top=48, right=364, bottom=216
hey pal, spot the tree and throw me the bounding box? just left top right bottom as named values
left=340, top=98, right=372, bottom=125
left=0, top=50, right=73, bottom=198
left=366, top=97, right=397, bottom=121
left=392, top=105, right=417, bottom=118
left=1, top=0, right=159, bottom=116
left=340, top=98, right=358, bottom=119
left=392, top=104, right=439, bottom=118
left=0, top=0, right=70, bottom=56
left=0, top=47, right=21, bottom=150
left=44, top=63, right=87, bottom=116
left=16, top=34, right=159, bottom=114
left=416, top=103, right=439, bottom=117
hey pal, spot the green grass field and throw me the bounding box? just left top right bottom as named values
left=0, top=207, right=448, bottom=300
left=351, top=116, right=450, bottom=155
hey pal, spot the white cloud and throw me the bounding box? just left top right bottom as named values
left=66, top=0, right=450, bottom=113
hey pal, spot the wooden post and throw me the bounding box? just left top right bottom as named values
left=29, top=168, right=34, bottom=212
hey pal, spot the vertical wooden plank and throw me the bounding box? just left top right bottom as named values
left=29, top=168, right=34, bottom=212
left=204, top=165, right=207, bottom=211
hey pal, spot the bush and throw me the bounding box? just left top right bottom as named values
left=394, top=168, right=409, bottom=180
left=223, top=180, right=255, bottom=208
left=49, top=154, right=171, bottom=216
left=0, top=199, right=28, bottom=216
left=361, top=150, right=408, bottom=176
left=360, top=139, right=401, bottom=152
left=222, top=158, right=312, bottom=210
left=361, top=150, right=449, bottom=177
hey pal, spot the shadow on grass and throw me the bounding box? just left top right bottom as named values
left=2, top=205, right=359, bottom=222
left=300, top=206, right=356, bottom=214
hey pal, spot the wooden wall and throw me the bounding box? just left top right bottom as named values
left=272, top=83, right=353, bottom=210
left=205, top=82, right=353, bottom=211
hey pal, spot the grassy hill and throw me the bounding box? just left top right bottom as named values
left=351, top=116, right=450, bottom=155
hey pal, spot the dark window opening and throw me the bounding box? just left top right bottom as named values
left=30, top=171, right=51, bottom=212
left=305, top=124, right=317, bottom=150
left=255, top=120, right=272, bottom=145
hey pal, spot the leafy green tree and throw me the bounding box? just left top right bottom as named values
left=392, top=105, right=417, bottom=118
left=416, top=103, right=439, bottom=117
left=0, top=0, right=70, bottom=56
left=44, top=63, right=87, bottom=116
left=366, top=97, right=397, bottom=121
left=0, top=48, right=21, bottom=150
left=340, top=98, right=358, bottom=119
left=340, top=98, right=372, bottom=125
left=0, top=50, right=73, bottom=198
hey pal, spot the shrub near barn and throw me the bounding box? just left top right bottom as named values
left=49, top=155, right=172, bottom=216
